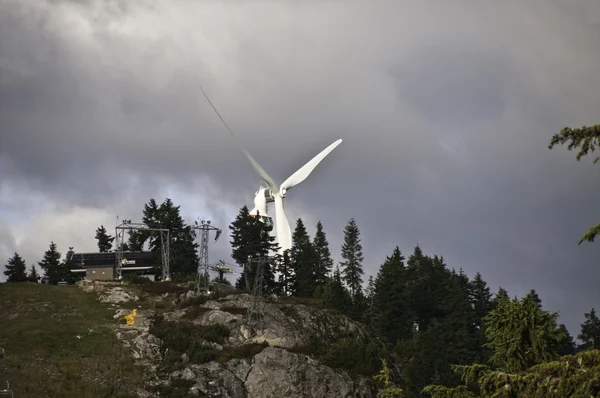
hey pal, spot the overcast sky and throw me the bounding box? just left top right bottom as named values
left=1, top=0, right=600, bottom=335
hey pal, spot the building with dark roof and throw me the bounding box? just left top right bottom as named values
left=69, top=251, right=155, bottom=281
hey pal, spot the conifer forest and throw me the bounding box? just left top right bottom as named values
left=4, top=127, right=600, bottom=397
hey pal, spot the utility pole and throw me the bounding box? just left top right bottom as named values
left=192, top=219, right=222, bottom=294
left=246, top=255, right=267, bottom=331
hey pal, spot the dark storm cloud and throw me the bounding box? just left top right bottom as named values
left=1, top=0, right=600, bottom=333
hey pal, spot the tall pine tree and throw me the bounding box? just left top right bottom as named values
left=291, top=218, right=317, bottom=297
left=140, top=198, right=199, bottom=276
left=339, top=218, right=364, bottom=296
left=27, top=265, right=40, bottom=283
left=4, top=252, right=28, bottom=282
left=229, top=206, right=279, bottom=293
left=95, top=225, right=114, bottom=252
left=38, top=241, right=63, bottom=284
left=578, top=308, right=600, bottom=350
left=469, top=272, right=494, bottom=363
left=372, top=247, right=413, bottom=345
left=313, top=221, right=334, bottom=286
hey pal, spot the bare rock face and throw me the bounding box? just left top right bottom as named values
left=173, top=293, right=368, bottom=350
left=170, top=347, right=372, bottom=398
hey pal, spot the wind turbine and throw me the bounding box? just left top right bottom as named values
left=244, top=139, right=343, bottom=252
left=197, top=84, right=342, bottom=252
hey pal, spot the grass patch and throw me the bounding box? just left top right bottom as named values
left=218, top=342, right=269, bottom=363
left=150, top=317, right=230, bottom=364
left=220, top=306, right=248, bottom=316
left=0, top=283, right=145, bottom=397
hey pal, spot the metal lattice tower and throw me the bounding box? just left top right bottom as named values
left=246, top=255, right=266, bottom=330
left=192, top=219, right=222, bottom=294
left=115, top=220, right=171, bottom=281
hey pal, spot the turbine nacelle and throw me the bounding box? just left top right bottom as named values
left=242, top=139, right=343, bottom=253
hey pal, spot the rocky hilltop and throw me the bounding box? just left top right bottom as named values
left=77, top=280, right=378, bottom=397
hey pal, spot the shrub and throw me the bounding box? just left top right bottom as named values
left=218, top=342, right=269, bottom=363
left=178, top=295, right=210, bottom=308
left=182, top=306, right=212, bottom=320
left=150, top=317, right=231, bottom=365
left=320, top=337, right=387, bottom=376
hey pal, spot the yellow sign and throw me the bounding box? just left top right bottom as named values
left=124, top=309, right=137, bottom=326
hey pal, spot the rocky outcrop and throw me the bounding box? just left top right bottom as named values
left=77, top=281, right=376, bottom=397
left=169, top=293, right=368, bottom=350
left=170, top=347, right=373, bottom=398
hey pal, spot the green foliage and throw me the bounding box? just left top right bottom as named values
left=275, top=249, right=293, bottom=296
left=372, top=247, right=413, bottom=346
left=320, top=336, right=387, bottom=375
left=4, top=252, right=28, bottom=282
left=230, top=206, right=278, bottom=293
left=578, top=308, right=600, bottom=350
left=150, top=317, right=230, bottom=364
left=94, top=225, right=114, bottom=253
left=422, top=385, right=476, bottom=398
left=140, top=198, right=199, bottom=276
left=548, top=124, right=600, bottom=244
left=27, top=264, right=40, bottom=283
left=428, top=350, right=600, bottom=397
left=484, top=290, right=564, bottom=372
left=373, top=359, right=405, bottom=397
left=321, top=267, right=353, bottom=315
left=291, top=218, right=317, bottom=298
left=339, top=218, right=364, bottom=296
left=38, top=241, right=66, bottom=284
left=313, top=220, right=334, bottom=286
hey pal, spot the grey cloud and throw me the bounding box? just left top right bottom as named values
left=2, top=0, right=600, bottom=333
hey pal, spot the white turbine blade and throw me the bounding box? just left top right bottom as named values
left=280, top=139, right=342, bottom=191
left=197, top=83, right=279, bottom=192
left=241, top=147, right=280, bottom=192
left=274, top=195, right=292, bottom=252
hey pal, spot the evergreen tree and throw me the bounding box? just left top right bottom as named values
left=578, top=308, right=600, bottom=350
left=229, top=206, right=279, bottom=293
left=363, top=275, right=376, bottom=326
left=372, top=247, right=413, bottom=345
left=548, top=124, right=600, bottom=244
left=291, top=218, right=317, bottom=297
left=469, top=272, right=494, bottom=363
left=127, top=230, right=145, bottom=251
left=275, top=250, right=293, bottom=296
left=3, top=252, right=28, bottom=282
left=141, top=198, right=199, bottom=277
left=38, top=241, right=63, bottom=284
left=322, top=266, right=352, bottom=314
left=339, top=218, right=364, bottom=296
left=95, top=225, right=114, bottom=252
left=27, top=265, right=40, bottom=283
left=492, top=286, right=509, bottom=308
left=483, top=290, right=564, bottom=372
left=313, top=221, right=334, bottom=286
left=555, top=324, right=576, bottom=356
left=61, top=246, right=77, bottom=283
